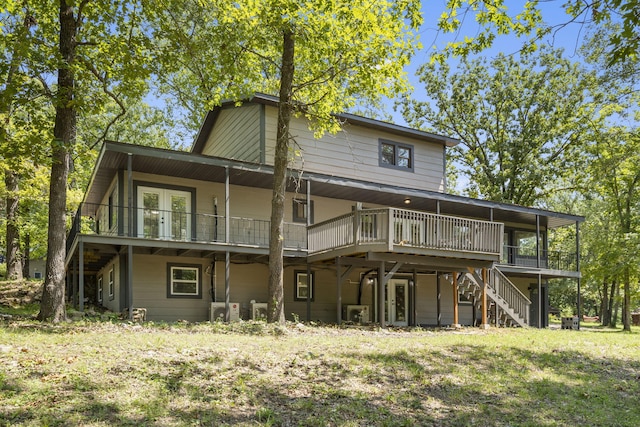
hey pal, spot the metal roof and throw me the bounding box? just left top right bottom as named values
left=84, top=141, right=584, bottom=229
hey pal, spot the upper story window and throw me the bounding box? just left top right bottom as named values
left=379, top=139, right=414, bottom=172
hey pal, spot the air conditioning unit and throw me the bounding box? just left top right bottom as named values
left=210, top=302, right=240, bottom=322
left=251, top=302, right=268, bottom=321
left=344, top=305, right=370, bottom=324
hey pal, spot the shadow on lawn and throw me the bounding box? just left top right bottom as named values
left=3, top=336, right=640, bottom=426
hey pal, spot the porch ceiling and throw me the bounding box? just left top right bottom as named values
left=85, top=141, right=583, bottom=229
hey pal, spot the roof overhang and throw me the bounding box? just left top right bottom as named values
left=84, top=141, right=584, bottom=229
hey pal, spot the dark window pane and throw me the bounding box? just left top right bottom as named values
left=381, top=143, right=395, bottom=164
left=397, top=147, right=411, bottom=168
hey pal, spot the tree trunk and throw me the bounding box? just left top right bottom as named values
left=611, top=279, right=620, bottom=328
left=623, top=266, right=631, bottom=331
left=5, top=170, right=23, bottom=280
left=38, top=0, right=76, bottom=322
left=22, top=232, right=30, bottom=279
left=268, top=29, right=295, bottom=325
left=601, top=279, right=610, bottom=326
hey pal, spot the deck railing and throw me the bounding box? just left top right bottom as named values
left=67, top=202, right=307, bottom=251
left=490, top=268, right=531, bottom=325
left=502, top=245, right=578, bottom=271
left=308, top=208, right=504, bottom=256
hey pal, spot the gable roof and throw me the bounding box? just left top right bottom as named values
left=191, top=93, right=460, bottom=154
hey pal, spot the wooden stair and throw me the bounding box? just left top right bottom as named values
left=449, top=267, right=530, bottom=328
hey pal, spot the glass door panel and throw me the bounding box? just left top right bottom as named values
left=142, top=191, right=161, bottom=239
left=138, top=187, right=191, bottom=240
left=383, top=279, right=409, bottom=326
left=169, top=193, right=189, bottom=240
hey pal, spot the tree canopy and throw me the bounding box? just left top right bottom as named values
left=400, top=47, right=601, bottom=206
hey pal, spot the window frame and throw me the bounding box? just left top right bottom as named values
left=294, top=271, right=314, bottom=301
left=108, top=268, right=114, bottom=301
left=167, top=263, right=202, bottom=299
left=292, top=199, right=314, bottom=224
left=97, top=275, right=103, bottom=303
left=379, top=139, right=414, bottom=172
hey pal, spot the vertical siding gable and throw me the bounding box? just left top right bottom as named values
left=201, top=104, right=262, bottom=163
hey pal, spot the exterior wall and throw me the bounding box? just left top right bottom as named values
left=415, top=274, right=438, bottom=325
left=132, top=254, right=211, bottom=322
left=201, top=104, right=263, bottom=163
left=97, top=256, right=121, bottom=314
left=28, top=259, right=46, bottom=280
left=107, top=170, right=387, bottom=229
left=263, top=106, right=446, bottom=192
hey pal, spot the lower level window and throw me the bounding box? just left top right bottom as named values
left=167, top=264, right=202, bottom=298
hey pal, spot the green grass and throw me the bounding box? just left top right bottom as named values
left=1, top=319, right=639, bottom=427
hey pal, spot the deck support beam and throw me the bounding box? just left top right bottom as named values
left=452, top=271, right=460, bottom=327
left=378, top=261, right=386, bottom=328
left=480, top=267, right=489, bottom=329
left=79, top=244, right=84, bottom=312
left=436, top=272, right=441, bottom=327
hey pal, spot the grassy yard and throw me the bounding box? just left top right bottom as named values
left=1, top=316, right=639, bottom=427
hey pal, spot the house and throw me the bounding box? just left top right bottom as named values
left=65, top=94, right=583, bottom=327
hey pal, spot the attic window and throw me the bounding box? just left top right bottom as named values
left=379, top=139, right=414, bottom=172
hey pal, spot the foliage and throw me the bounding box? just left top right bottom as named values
left=400, top=47, right=599, bottom=205
left=436, top=1, right=640, bottom=66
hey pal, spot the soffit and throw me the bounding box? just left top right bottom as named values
left=84, top=142, right=583, bottom=229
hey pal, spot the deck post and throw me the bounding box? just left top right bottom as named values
left=452, top=271, right=460, bottom=327
left=72, top=255, right=78, bottom=309
left=336, top=257, right=342, bottom=324
left=225, top=251, right=230, bottom=322
left=306, top=181, right=312, bottom=321
left=576, top=220, right=581, bottom=330
left=378, top=261, right=386, bottom=328
left=79, top=241, right=84, bottom=313
left=436, top=272, right=441, bottom=327
left=224, top=167, right=231, bottom=322
left=480, top=268, right=490, bottom=329
left=127, top=153, right=134, bottom=319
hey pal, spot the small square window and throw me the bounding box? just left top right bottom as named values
left=294, top=271, right=314, bottom=301
left=167, top=264, right=202, bottom=298
left=379, top=139, right=414, bottom=172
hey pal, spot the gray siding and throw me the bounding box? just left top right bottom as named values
left=202, top=104, right=262, bottom=162
left=132, top=255, right=211, bottom=322
left=264, top=106, right=446, bottom=192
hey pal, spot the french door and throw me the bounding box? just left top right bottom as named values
left=378, top=278, right=409, bottom=326
left=138, top=187, right=191, bottom=240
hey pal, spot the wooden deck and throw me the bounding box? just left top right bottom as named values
left=307, top=208, right=504, bottom=263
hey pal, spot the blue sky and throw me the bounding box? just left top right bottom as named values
left=392, top=0, right=594, bottom=125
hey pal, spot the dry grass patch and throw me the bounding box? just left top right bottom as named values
left=1, top=319, right=639, bottom=426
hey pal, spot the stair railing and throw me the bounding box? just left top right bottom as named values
left=490, top=268, right=531, bottom=325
